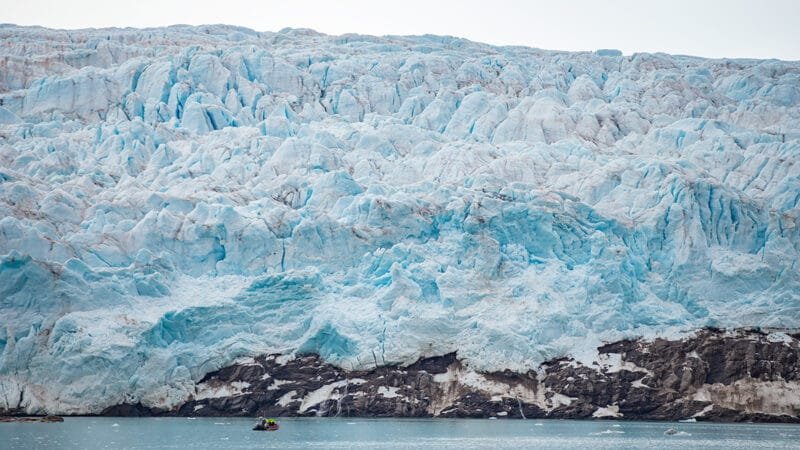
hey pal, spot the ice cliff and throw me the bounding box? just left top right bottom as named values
left=0, top=25, right=798, bottom=414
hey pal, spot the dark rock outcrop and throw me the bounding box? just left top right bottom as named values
left=100, top=329, right=800, bottom=422
left=0, top=415, right=64, bottom=423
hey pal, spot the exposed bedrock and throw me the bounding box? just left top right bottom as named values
left=98, top=329, right=800, bottom=422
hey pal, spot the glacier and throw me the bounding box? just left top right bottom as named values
left=0, top=24, right=799, bottom=414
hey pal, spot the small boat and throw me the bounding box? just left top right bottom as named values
left=253, top=417, right=280, bottom=431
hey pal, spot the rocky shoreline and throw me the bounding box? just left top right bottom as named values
left=0, top=415, right=64, bottom=423
left=94, top=329, right=800, bottom=423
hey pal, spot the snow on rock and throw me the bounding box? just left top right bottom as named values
left=377, top=386, right=401, bottom=399
left=596, top=353, right=653, bottom=375
left=693, top=380, right=800, bottom=416
left=299, top=380, right=349, bottom=413
left=277, top=390, right=298, bottom=407
left=592, top=404, right=622, bottom=418
left=195, top=381, right=250, bottom=401
left=1, top=24, right=799, bottom=414
left=429, top=361, right=574, bottom=415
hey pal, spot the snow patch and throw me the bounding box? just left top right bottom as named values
left=277, top=390, right=299, bottom=407
left=266, top=379, right=292, bottom=390
left=299, top=380, right=348, bottom=413
left=592, top=404, right=622, bottom=418
left=377, top=386, right=401, bottom=398
left=693, top=380, right=800, bottom=416
left=597, top=353, right=653, bottom=375
left=194, top=381, right=250, bottom=400
left=692, top=404, right=714, bottom=418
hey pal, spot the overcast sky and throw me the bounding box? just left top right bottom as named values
left=4, top=0, right=799, bottom=60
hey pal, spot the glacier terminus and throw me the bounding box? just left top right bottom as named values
left=0, top=24, right=799, bottom=418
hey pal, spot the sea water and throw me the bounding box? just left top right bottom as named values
left=2, top=417, right=799, bottom=449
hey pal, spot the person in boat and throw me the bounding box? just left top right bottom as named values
left=253, top=417, right=279, bottom=431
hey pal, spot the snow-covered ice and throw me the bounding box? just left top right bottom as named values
left=0, top=24, right=799, bottom=413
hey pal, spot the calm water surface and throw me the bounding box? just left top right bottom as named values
left=2, top=417, right=800, bottom=449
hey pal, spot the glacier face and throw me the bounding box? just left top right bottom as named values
left=0, top=24, right=799, bottom=414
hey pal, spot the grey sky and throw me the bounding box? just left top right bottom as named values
left=3, top=0, right=799, bottom=60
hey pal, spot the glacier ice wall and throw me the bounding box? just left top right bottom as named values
left=0, top=24, right=799, bottom=413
